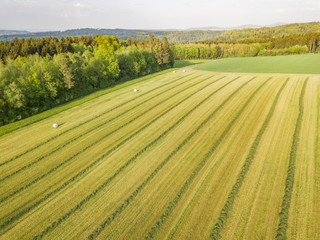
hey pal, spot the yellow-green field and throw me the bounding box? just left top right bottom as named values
left=0, top=70, right=319, bottom=239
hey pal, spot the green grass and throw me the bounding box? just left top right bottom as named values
left=194, top=54, right=320, bottom=74
left=276, top=79, right=308, bottom=239
left=210, top=79, right=289, bottom=239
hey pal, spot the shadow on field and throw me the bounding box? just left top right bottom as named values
left=174, top=60, right=208, bottom=68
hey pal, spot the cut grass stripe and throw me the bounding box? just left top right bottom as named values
left=144, top=77, right=270, bottom=240
left=317, top=82, right=320, bottom=163
left=0, top=69, right=174, bottom=137
left=276, top=78, right=308, bottom=240
left=87, top=77, right=255, bottom=240
left=0, top=75, right=225, bottom=231
left=0, top=74, right=211, bottom=203
left=0, top=73, right=205, bottom=183
left=209, top=78, right=289, bottom=240
left=0, top=72, right=195, bottom=167
left=30, top=76, right=239, bottom=240
left=316, top=82, right=320, bottom=187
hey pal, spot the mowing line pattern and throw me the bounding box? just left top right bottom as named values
left=0, top=73, right=206, bottom=183
left=276, top=78, right=308, bottom=239
left=86, top=77, right=256, bottom=240
left=0, top=73, right=195, bottom=167
left=30, top=76, right=242, bottom=239
left=209, top=78, right=289, bottom=240
left=144, top=77, right=270, bottom=240
left=316, top=81, right=320, bottom=188
left=315, top=80, right=320, bottom=238
left=0, top=75, right=215, bottom=204
left=0, top=75, right=225, bottom=231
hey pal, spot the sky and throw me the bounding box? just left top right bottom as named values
left=0, top=0, right=319, bottom=31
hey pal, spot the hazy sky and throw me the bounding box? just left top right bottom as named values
left=0, top=0, right=319, bottom=31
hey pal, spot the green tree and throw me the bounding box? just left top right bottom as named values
left=95, top=35, right=120, bottom=53
left=4, top=82, right=25, bottom=109
left=54, top=54, right=74, bottom=89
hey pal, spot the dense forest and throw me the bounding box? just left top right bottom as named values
left=173, top=32, right=320, bottom=60
left=0, top=35, right=174, bottom=125
left=0, top=28, right=224, bottom=43
left=0, top=36, right=95, bottom=62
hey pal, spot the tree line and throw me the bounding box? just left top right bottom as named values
left=0, top=36, right=96, bottom=62
left=0, top=35, right=174, bottom=126
left=195, top=32, right=319, bottom=52
left=173, top=32, right=320, bottom=60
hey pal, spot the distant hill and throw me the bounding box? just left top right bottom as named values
left=0, top=28, right=224, bottom=43
left=0, top=30, right=30, bottom=36
left=187, top=23, right=287, bottom=31
left=1, top=22, right=319, bottom=43
left=213, top=22, right=320, bottom=41
left=266, top=22, right=287, bottom=28
left=188, top=24, right=262, bottom=31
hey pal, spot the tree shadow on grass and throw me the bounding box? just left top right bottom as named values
left=174, top=60, right=208, bottom=68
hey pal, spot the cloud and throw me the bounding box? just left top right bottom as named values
left=0, top=0, right=319, bottom=30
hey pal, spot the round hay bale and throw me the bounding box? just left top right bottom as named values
left=183, top=69, right=186, bottom=72
left=133, top=89, right=138, bottom=92
left=173, top=70, right=176, bottom=73
left=53, top=123, right=59, bottom=128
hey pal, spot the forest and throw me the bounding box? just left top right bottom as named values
left=0, top=35, right=174, bottom=125
left=173, top=32, right=319, bottom=60
left=3, top=30, right=317, bottom=63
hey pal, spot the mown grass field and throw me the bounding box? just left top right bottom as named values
left=194, top=54, right=320, bottom=74
left=0, top=69, right=319, bottom=239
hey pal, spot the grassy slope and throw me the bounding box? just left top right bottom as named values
left=194, top=54, right=320, bottom=74
left=287, top=77, right=320, bottom=239
left=220, top=76, right=303, bottom=239
left=154, top=76, right=278, bottom=240
left=0, top=70, right=318, bottom=239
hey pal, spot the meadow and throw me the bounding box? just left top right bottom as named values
left=0, top=69, right=319, bottom=239
left=194, top=54, right=320, bottom=74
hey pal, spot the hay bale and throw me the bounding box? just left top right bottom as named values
left=173, top=70, right=176, bottom=73
left=133, top=89, right=138, bottom=92
left=183, top=69, right=186, bottom=72
left=53, top=123, right=58, bottom=128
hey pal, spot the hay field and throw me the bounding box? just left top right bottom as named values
left=0, top=69, right=319, bottom=239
